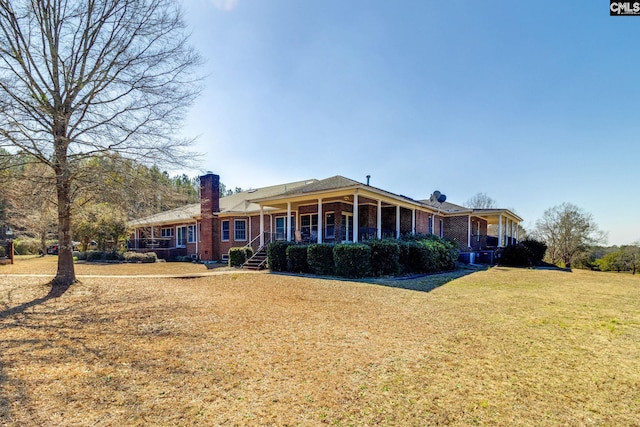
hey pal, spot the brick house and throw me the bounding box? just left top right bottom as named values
left=128, top=173, right=522, bottom=262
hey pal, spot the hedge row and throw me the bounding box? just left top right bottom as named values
left=266, top=236, right=459, bottom=278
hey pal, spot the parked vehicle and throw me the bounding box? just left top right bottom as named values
left=46, top=244, right=59, bottom=255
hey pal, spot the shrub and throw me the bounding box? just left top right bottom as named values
left=267, top=241, right=293, bottom=272
left=333, top=243, right=372, bottom=278
left=521, top=239, right=547, bottom=266
left=367, top=239, right=400, bottom=276
left=397, top=240, right=412, bottom=274
left=307, top=243, right=335, bottom=275
left=0, top=246, right=5, bottom=258
left=87, top=251, right=106, bottom=262
left=500, top=239, right=547, bottom=267
left=286, top=244, right=309, bottom=273
left=123, top=251, right=157, bottom=263
left=13, top=238, right=41, bottom=255
left=77, top=251, right=88, bottom=260
left=229, top=246, right=253, bottom=267
left=400, top=235, right=459, bottom=273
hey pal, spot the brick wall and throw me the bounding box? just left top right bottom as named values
left=443, top=215, right=470, bottom=250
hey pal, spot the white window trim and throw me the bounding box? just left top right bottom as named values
left=221, top=220, right=230, bottom=242
left=234, top=219, right=247, bottom=242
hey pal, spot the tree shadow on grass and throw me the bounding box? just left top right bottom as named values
left=360, top=265, right=490, bottom=293
left=0, top=281, right=73, bottom=321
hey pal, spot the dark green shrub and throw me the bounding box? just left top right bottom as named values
left=87, top=251, right=106, bottom=262
left=286, top=244, right=309, bottom=273
left=77, top=251, right=88, bottom=260
left=401, top=235, right=459, bottom=273
left=267, top=240, right=293, bottom=272
left=105, top=250, right=121, bottom=261
left=333, top=243, right=372, bottom=278
left=397, top=241, right=412, bottom=273
left=0, top=246, right=5, bottom=258
left=500, top=239, right=547, bottom=267
left=307, top=243, right=335, bottom=275
left=521, top=239, right=547, bottom=266
left=367, top=239, right=400, bottom=276
left=229, top=246, right=253, bottom=267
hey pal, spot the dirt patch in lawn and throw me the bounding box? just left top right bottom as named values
left=1, top=259, right=640, bottom=426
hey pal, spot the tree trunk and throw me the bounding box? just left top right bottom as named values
left=53, top=172, right=76, bottom=286
left=52, top=120, right=77, bottom=287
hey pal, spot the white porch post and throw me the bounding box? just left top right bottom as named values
left=353, top=193, right=359, bottom=242
left=195, top=220, right=199, bottom=255
left=396, top=205, right=401, bottom=239
left=317, top=198, right=323, bottom=243
left=286, top=202, right=291, bottom=242
left=377, top=200, right=382, bottom=239
left=259, top=207, right=264, bottom=247
left=412, top=209, right=416, bottom=235
left=498, top=214, right=503, bottom=247
left=468, top=216, right=472, bottom=248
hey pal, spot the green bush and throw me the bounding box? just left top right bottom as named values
left=400, top=235, right=459, bottom=273
left=0, top=246, right=5, bottom=258
left=13, top=238, right=41, bottom=255
left=267, top=240, right=293, bottom=272
left=307, top=243, right=335, bottom=275
left=500, top=239, right=547, bottom=267
left=397, top=240, right=412, bottom=274
left=333, top=243, right=372, bottom=278
left=286, top=245, right=309, bottom=273
left=77, top=251, right=88, bottom=260
left=367, top=239, right=400, bottom=276
left=87, top=251, right=106, bottom=262
left=229, top=246, right=253, bottom=267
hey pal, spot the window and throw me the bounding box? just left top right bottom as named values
left=275, top=216, right=296, bottom=240
left=177, top=226, right=186, bottom=247
left=300, top=214, right=318, bottom=239
left=234, top=219, right=247, bottom=241
left=325, top=213, right=335, bottom=239
left=188, top=225, right=196, bottom=243
left=428, top=217, right=433, bottom=234
left=439, top=219, right=443, bottom=237
left=222, top=220, right=229, bottom=241
left=341, top=213, right=353, bottom=242
left=161, top=227, right=173, bottom=238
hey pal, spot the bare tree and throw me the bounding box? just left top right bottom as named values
left=0, top=0, right=201, bottom=286
left=465, top=192, right=497, bottom=209
left=534, top=203, right=606, bottom=269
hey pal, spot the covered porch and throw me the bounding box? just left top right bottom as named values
left=253, top=179, right=438, bottom=247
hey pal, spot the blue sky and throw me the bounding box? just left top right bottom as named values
left=179, top=0, right=640, bottom=245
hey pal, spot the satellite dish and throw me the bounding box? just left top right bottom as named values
left=437, top=194, right=447, bottom=203
left=433, top=191, right=441, bottom=200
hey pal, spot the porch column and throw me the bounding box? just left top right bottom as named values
left=377, top=200, right=382, bottom=239
left=195, top=220, right=199, bottom=255
left=396, top=205, right=401, bottom=239
left=286, top=202, right=291, bottom=242
left=259, top=207, right=264, bottom=247
left=498, top=214, right=503, bottom=247
left=468, top=216, right=472, bottom=248
left=353, top=193, right=359, bottom=242
left=412, top=209, right=416, bottom=235
left=317, top=198, right=323, bottom=243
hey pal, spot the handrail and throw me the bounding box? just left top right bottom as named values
left=246, top=232, right=273, bottom=251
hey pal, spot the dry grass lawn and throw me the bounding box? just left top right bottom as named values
left=1, top=257, right=639, bottom=426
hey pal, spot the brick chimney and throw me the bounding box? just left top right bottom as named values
left=200, top=173, right=220, bottom=261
